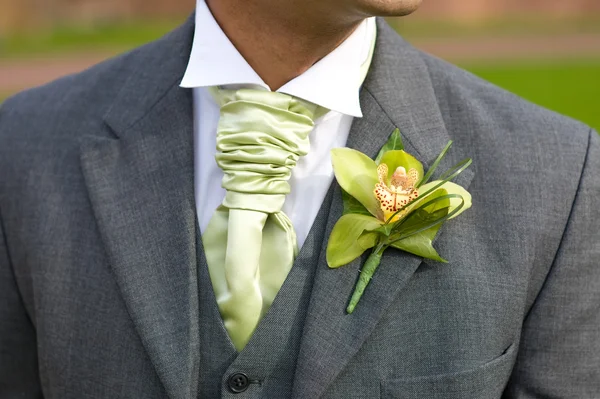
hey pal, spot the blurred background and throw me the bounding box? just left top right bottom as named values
left=0, top=0, right=599, bottom=129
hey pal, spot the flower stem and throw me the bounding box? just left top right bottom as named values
left=346, top=246, right=384, bottom=314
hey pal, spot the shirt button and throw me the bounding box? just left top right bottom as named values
left=227, top=372, right=250, bottom=393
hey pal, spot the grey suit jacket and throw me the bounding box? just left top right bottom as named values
left=1, top=16, right=599, bottom=399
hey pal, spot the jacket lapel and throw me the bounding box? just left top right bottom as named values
left=293, top=20, right=475, bottom=398
left=80, top=17, right=201, bottom=399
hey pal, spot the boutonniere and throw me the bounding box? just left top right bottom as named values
left=327, top=129, right=472, bottom=314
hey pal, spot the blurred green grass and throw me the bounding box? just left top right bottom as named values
left=390, top=15, right=600, bottom=38
left=3, top=15, right=600, bottom=59
left=0, top=19, right=182, bottom=59
left=464, top=60, right=600, bottom=130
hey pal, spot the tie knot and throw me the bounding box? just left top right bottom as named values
left=210, top=87, right=325, bottom=213
left=210, top=87, right=322, bottom=120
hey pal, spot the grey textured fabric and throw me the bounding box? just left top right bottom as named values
left=1, top=14, right=599, bottom=399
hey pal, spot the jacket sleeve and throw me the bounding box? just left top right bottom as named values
left=504, top=129, right=600, bottom=398
left=0, top=107, right=43, bottom=398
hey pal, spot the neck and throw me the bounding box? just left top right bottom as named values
left=206, top=0, right=364, bottom=91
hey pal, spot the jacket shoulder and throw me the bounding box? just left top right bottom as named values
left=1, top=46, right=145, bottom=140
left=0, top=17, right=191, bottom=144
left=418, top=51, right=592, bottom=150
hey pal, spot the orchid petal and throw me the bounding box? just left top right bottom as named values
left=379, top=150, right=424, bottom=182
left=327, top=213, right=383, bottom=268
left=331, top=148, right=381, bottom=218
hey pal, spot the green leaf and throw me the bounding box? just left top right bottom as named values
left=331, top=148, right=381, bottom=218
left=438, top=158, right=473, bottom=182
left=390, top=193, right=465, bottom=245
left=327, top=214, right=383, bottom=268
left=390, top=225, right=447, bottom=263
left=373, top=224, right=394, bottom=237
left=375, top=128, right=404, bottom=164
left=393, top=189, right=451, bottom=235
left=417, top=140, right=453, bottom=188
left=388, top=190, right=453, bottom=262
left=342, top=189, right=371, bottom=216
left=379, top=150, right=425, bottom=183
left=417, top=181, right=472, bottom=220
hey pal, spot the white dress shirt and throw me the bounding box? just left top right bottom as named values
left=181, top=0, right=376, bottom=249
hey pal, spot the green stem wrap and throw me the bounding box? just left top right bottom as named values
left=346, top=250, right=383, bottom=314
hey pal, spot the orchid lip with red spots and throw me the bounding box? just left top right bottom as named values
left=374, top=164, right=420, bottom=222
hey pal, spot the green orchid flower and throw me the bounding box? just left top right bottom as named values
left=326, top=130, right=473, bottom=313
left=327, top=147, right=471, bottom=266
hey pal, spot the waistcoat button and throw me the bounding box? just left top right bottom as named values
left=227, top=372, right=250, bottom=393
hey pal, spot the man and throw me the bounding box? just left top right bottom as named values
left=0, top=0, right=598, bottom=397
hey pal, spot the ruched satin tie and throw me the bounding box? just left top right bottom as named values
left=203, top=87, right=324, bottom=351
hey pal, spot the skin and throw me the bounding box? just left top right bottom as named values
left=206, top=0, right=423, bottom=90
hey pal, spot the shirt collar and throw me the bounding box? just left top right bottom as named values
left=180, top=0, right=376, bottom=117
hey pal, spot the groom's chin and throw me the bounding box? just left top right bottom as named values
left=355, top=0, right=423, bottom=17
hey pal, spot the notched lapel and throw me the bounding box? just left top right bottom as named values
left=80, top=84, right=199, bottom=399
left=293, top=20, right=475, bottom=399
left=79, top=15, right=200, bottom=399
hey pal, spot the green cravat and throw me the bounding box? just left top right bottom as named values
left=203, top=88, right=324, bottom=351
